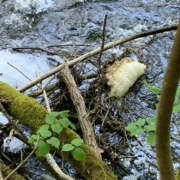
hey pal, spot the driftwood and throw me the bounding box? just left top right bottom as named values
left=0, top=81, right=117, bottom=180
left=59, top=59, right=102, bottom=158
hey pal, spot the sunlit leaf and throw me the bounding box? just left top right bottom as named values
left=173, top=103, right=180, bottom=113
left=147, top=132, right=155, bottom=145
left=146, top=116, right=156, bottom=123
left=47, top=137, right=60, bottom=149
left=136, top=119, right=145, bottom=126
left=37, top=125, right=52, bottom=138
left=71, top=139, right=84, bottom=147
left=62, top=144, right=74, bottom=151
left=35, top=140, right=50, bottom=156
left=130, top=127, right=143, bottom=136
left=51, top=123, right=63, bottom=134
left=45, top=114, right=56, bottom=124
left=144, top=124, right=155, bottom=131
left=72, top=148, right=85, bottom=161
left=59, top=111, right=70, bottom=118
left=28, top=134, right=37, bottom=144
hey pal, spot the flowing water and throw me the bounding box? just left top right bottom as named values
left=0, top=0, right=180, bottom=179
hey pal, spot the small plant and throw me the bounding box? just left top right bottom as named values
left=125, top=116, right=156, bottom=145
left=62, top=139, right=85, bottom=161
left=125, top=80, right=180, bottom=145
left=28, top=111, right=86, bottom=161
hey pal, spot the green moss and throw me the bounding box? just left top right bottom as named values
left=0, top=82, right=47, bottom=132
left=1, top=164, right=25, bottom=180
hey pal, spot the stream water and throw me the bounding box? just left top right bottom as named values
left=0, top=0, right=180, bottom=179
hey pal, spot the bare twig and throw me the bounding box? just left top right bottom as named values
left=7, top=62, right=40, bottom=89
left=4, top=135, right=40, bottom=180
left=98, top=14, right=107, bottom=72
left=118, top=155, right=141, bottom=159
left=0, top=103, right=29, bottom=143
left=0, top=150, right=13, bottom=164
left=17, top=24, right=177, bottom=93
left=36, top=72, right=51, bottom=112
left=12, top=47, right=61, bottom=56
left=27, top=82, right=58, bottom=98
left=48, top=44, right=91, bottom=48
left=5, top=120, right=19, bottom=149
left=7, top=62, right=32, bottom=81
left=102, top=103, right=112, bottom=127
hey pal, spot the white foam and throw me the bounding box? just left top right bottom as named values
left=15, top=0, right=54, bottom=14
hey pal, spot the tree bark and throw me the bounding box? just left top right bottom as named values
left=59, top=61, right=102, bottom=158
left=156, top=19, right=180, bottom=180
left=0, top=81, right=117, bottom=180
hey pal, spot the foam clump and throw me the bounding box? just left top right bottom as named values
left=106, top=57, right=146, bottom=98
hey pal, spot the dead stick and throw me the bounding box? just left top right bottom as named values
left=17, top=24, right=177, bottom=93
left=36, top=72, right=51, bottom=112
left=0, top=103, right=29, bottom=143
left=7, top=62, right=40, bottom=89
left=98, top=14, right=107, bottom=71
left=4, top=135, right=39, bottom=180
left=7, top=62, right=32, bottom=81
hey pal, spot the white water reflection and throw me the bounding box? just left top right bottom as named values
left=0, top=49, right=50, bottom=89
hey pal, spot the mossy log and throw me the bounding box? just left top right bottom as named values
left=0, top=81, right=117, bottom=180
left=0, top=163, right=25, bottom=180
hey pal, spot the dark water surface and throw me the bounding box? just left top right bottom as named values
left=0, top=0, right=180, bottom=179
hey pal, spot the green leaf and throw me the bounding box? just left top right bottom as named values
left=72, top=148, right=85, bottom=161
left=144, top=124, right=155, bottom=131
left=59, top=110, right=70, bottom=118
left=125, top=122, right=136, bottom=131
left=130, top=127, right=144, bottom=136
left=156, top=103, right=159, bottom=109
left=146, top=116, right=156, bottom=123
left=126, top=123, right=144, bottom=136
left=147, top=132, right=155, bottom=145
left=142, top=79, right=149, bottom=87
left=62, top=144, right=74, bottom=151
left=136, top=119, right=145, bottom=126
left=177, top=86, right=180, bottom=96
left=35, top=140, right=50, bottom=156
left=47, top=137, right=60, bottom=149
left=173, top=103, right=180, bottom=113
left=38, top=124, right=49, bottom=130
left=175, top=96, right=179, bottom=102
left=37, top=125, right=52, bottom=138
left=69, top=121, right=76, bottom=130
left=45, top=114, right=56, bottom=124
left=49, top=112, right=60, bottom=116
left=28, top=134, right=37, bottom=144
left=59, top=118, right=71, bottom=128
left=71, top=139, right=84, bottom=146
left=51, top=123, right=63, bottom=134
left=150, top=87, right=161, bottom=95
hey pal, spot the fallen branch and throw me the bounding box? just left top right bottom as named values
left=17, top=24, right=177, bottom=93
left=59, top=57, right=102, bottom=158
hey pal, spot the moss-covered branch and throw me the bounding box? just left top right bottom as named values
left=0, top=81, right=117, bottom=180
left=0, top=163, right=25, bottom=180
